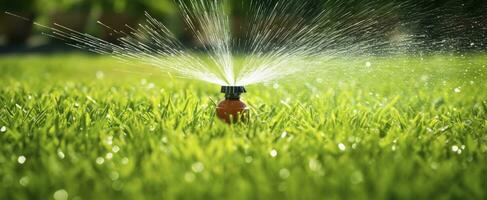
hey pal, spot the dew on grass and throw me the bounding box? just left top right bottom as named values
left=110, top=172, right=119, bottom=181
left=338, top=143, right=346, bottom=151
left=191, top=162, right=204, bottom=173
left=162, top=137, right=169, bottom=144
left=106, top=136, right=113, bottom=145
left=280, top=131, right=288, bottom=138
left=270, top=149, right=278, bottom=157
left=53, top=189, right=68, bottom=200
left=451, top=145, right=459, bottom=152
left=279, top=168, right=290, bottom=179
left=112, top=181, right=123, bottom=191
left=454, top=87, right=461, bottom=93
left=106, top=153, right=113, bottom=160
left=245, top=156, right=253, bottom=163
left=96, top=157, right=105, bottom=165
left=392, top=145, right=397, bottom=151
left=149, top=125, right=156, bottom=132
left=184, top=172, right=196, bottom=182
left=439, top=126, right=450, bottom=132
left=112, top=145, right=120, bottom=153
left=96, top=71, right=105, bottom=79
left=17, top=156, right=26, bottom=164
left=19, top=176, right=29, bottom=186
left=308, top=159, right=322, bottom=171
left=121, top=157, right=129, bottom=165
left=365, top=61, right=372, bottom=67
left=57, top=149, right=65, bottom=159
left=0, top=126, right=6, bottom=133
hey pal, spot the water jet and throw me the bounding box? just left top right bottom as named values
left=217, top=86, right=248, bottom=123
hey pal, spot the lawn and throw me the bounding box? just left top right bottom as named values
left=0, top=53, right=486, bottom=200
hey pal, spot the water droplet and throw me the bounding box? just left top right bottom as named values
left=454, top=87, right=461, bottom=93
left=279, top=168, right=290, bottom=179
left=18, top=155, right=26, bottom=164
left=110, top=171, right=119, bottom=181
left=106, top=136, right=113, bottom=145
left=0, top=126, right=6, bottom=133
left=191, top=162, right=204, bottom=173
left=338, top=143, right=346, bottom=151
left=365, top=61, right=372, bottom=67
left=106, top=153, right=113, bottom=160
left=308, top=159, right=321, bottom=171
left=112, top=145, right=120, bottom=153
left=112, top=181, right=123, bottom=191
left=280, top=131, right=288, bottom=138
left=96, top=71, right=105, bottom=79
left=439, top=126, right=449, bottom=132
left=96, top=157, right=105, bottom=165
left=53, top=189, right=68, bottom=200
left=184, top=172, right=195, bottom=182
left=273, top=83, right=280, bottom=89
left=140, top=79, right=147, bottom=85
left=57, top=149, right=65, bottom=159
left=245, top=156, right=253, bottom=163
left=148, top=83, right=156, bottom=89
left=270, top=149, right=278, bottom=157
left=391, top=145, right=397, bottom=151
left=121, top=157, right=129, bottom=165
left=451, top=145, right=459, bottom=152
left=19, top=176, right=29, bottom=186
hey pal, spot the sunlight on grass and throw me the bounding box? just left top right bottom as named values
left=0, top=54, right=486, bottom=199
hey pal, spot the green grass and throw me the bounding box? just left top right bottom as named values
left=0, top=54, right=486, bottom=200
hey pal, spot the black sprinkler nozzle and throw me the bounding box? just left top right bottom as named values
left=221, top=86, right=246, bottom=100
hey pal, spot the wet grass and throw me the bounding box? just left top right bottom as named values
left=0, top=54, right=486, bottom=200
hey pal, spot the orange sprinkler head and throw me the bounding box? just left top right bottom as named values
left=216, top=86, right=248, bottom=123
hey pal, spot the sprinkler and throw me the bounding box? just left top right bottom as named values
left=217, top=86, right=248, bottom=123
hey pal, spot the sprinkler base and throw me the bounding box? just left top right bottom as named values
left=217, top=86, right=248, bottom=123
left=217, top=99, right=248, bottom=123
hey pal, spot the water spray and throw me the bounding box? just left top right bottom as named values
left=217, top=86, right=248, bottom=123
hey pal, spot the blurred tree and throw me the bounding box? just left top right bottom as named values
left=38, top=0, right=93, bottom=32
left=1, top=0, right=38, bottom=44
